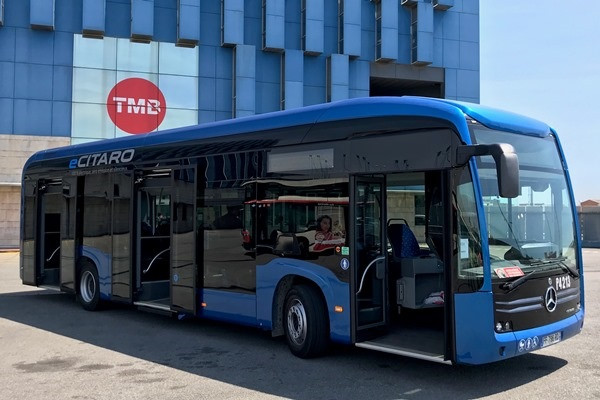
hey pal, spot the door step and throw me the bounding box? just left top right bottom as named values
left=133, top=301, right=173, bottom=316
left=355, top=341, right=451, bottom=364
left=357, top=306, right=383, bottom=326
left=38, top=285, right=61, bottom=291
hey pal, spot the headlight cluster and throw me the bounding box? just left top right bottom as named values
left=495, top=320, right=512, bottom=332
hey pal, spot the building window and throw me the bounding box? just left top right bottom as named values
left=280, top=54, right=285, bottom=110
left=375, top=2, right=382, bottom=61
left=301, top=0, right=306, bottom=51
left=326, top=57, right=331, bottom=102
left=261, top=0, right=267, bottom=50
left=232, top=46, right=237, bottom=118
left=220, top=0, right=225, bottom=45
left=410, top=6, right=418, bottom=64
left=338, top=0, right=344, bottom=54
left=0, top=0, right=5, bottom=27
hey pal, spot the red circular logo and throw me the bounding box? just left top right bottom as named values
left=106, top=78, right=167, bottom=134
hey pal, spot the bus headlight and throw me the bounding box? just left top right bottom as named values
left=495, top=321, right=513, bottom=332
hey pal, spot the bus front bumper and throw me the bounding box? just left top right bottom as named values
left=495, top=309, right=584, bottom=359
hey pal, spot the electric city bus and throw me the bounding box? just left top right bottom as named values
left=20, top=97, right=584, bottom=364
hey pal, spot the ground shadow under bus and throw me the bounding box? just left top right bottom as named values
left=0, top=287, right=570, bottom=400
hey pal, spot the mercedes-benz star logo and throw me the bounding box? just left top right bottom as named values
left=545, top=286, right=557, bottom=312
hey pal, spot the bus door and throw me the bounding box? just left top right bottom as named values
left=59, top=176, right=79, bottom=292
left=353, top=176, right=388, bottom=335
left=134, top=170, right=172, bottom=310
left=37, top=179, right=63, bottom=287
left=21, top=180, right=38, bottom=285
left=170, top=168, right=197, bottom=314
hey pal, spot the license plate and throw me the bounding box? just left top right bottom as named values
left=541, top=332, right=561, bottom=348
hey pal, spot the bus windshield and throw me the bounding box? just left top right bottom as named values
left=472, top=125, right=578, bottom=280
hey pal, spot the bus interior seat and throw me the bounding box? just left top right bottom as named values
left=274, top=233, right=301, bottom=257
left=388, top=220, right=443, bottom=309
left=270, top=229, right=279, bottom=244
left=387, top=220, right=424, bottom=261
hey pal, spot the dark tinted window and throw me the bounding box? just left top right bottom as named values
left=201, top=185, right=255, bottom=293
left=83, top=174, right=111, bottom=260
left=112, top=172, right=132, bottom=299
left=172, top=168, right=196, bottom=310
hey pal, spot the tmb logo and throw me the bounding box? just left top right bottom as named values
left=107, top=78, right=167, bottom=134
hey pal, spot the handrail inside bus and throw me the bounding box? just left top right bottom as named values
left=46, top=247, right=60, bottom=263
left=143, top=248, right=170, bottom=274
left=356, top=256, right=385, bottom=295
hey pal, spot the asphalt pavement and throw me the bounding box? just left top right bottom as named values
left=0, top=249, right=598, bottom=400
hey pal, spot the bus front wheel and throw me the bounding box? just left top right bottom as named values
left=283, top=284, right=328, bottom=358
left=78, top=263, right=101, bottom=311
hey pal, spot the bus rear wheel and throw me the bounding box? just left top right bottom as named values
left=78, top=263, right=101, bottom=311
left=283, top=284, right=328, bottom=358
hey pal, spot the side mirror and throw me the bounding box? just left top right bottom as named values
left=457, top=143, right=520, bottom=198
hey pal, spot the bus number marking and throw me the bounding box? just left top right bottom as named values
left=556, top=275, right=571, bottom=291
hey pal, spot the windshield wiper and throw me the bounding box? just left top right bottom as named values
left=526, top=258, right=579, bottom=278
left=558, top=260, right=579, bottom=278
left=500, top=270, right=537, bottom=292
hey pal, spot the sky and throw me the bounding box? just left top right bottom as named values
left=479, top=1, right=600, bottom=204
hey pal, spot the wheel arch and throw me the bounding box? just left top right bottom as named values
left=79, top=246, right=111, bottom=299
left=257, top=259, right=351, bottom=344
left=271, top=274, right=330, bottom=338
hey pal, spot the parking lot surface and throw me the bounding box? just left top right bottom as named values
left=0, top=250, right=599, bottom=399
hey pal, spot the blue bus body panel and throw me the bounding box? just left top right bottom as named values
left=256, top=259, right=351, bottom=344
left=199, top=289, right=258, bottom=327
left=508, top=310, right=584, bottom=358
left=80, top=245, right=111, bottom=300
left=455, top=292, right=584, bottom=365
left=454, top=292, right=498, bottom=364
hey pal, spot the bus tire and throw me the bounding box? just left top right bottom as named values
left=283, top=284, right=329, bottom=358
left=77, top=263, right=101, bottom=311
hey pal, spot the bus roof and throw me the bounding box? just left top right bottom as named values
left=24, top=96, right=552, bottom=171
left=429, top=98, right=551, bottom=136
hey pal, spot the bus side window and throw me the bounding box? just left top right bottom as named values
left=454, top=167, right=483, bottom=292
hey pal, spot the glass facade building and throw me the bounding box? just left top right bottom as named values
left=0, top=0, right=479, bottom=247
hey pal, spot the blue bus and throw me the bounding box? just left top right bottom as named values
left=20, top=97, right=584, bottom=364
